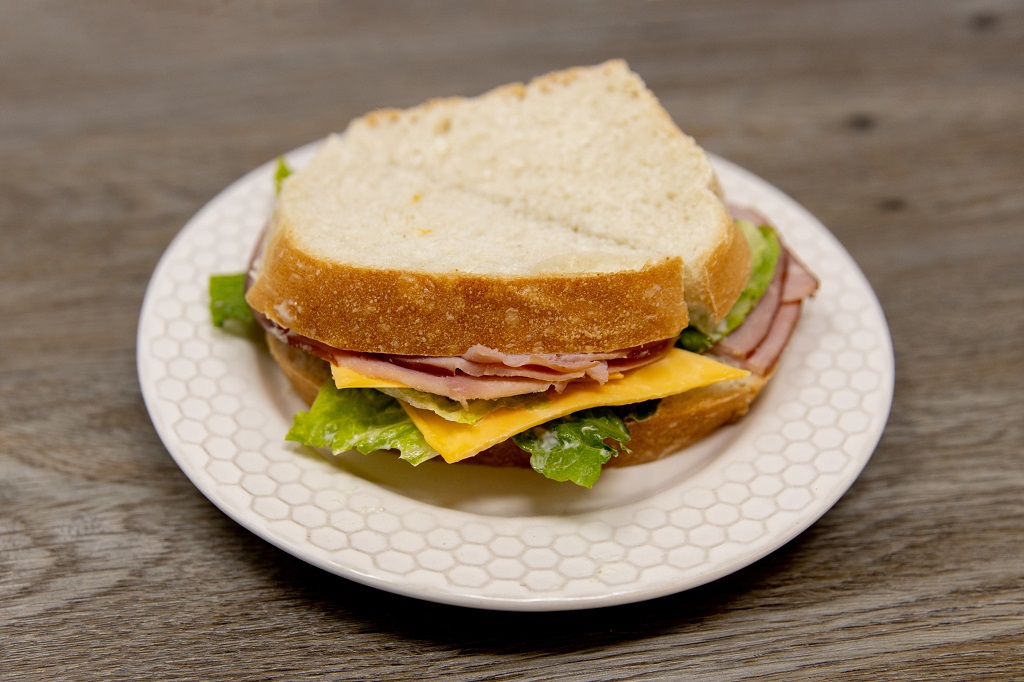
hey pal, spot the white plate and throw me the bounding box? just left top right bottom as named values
left=138, top=144, right=893, bottom=611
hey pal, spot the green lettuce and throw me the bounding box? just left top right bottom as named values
left=287, top=385, right=440, bottom=465
left=378, top=387, right=550, bottom=424
left=719, top=221, right=782, bottom=332
left=210, top=158, right=290, bottom=334
left=677, top=220, right=781, bottom=352
left=209, top=273, right=257, bottom=337
left=284, top=380, right=662, bottom=486
left=513, top=410, right=629, bottom=488
left=512, top=401, right=659, bottom=488
left=274, top=157, right=293, bottom=195
left=677, top=326, right=716, bottom=354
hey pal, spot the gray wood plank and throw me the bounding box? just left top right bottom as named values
left=2, top=1, right=1022, bottom=680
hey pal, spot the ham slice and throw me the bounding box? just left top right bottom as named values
left=252, top=310, right=675, bottom=402
left=782, top=252, right=820, bottom=303
left=327, top=350, right=567, bottom=402
left=715, top=250, right=788, bottom=359
left=448, top=338, right=675, bottom=383
left=729, top=204, right=819, bottom=303
left=320, top=339, right=674, bottom=402
left=462, top=344, right=655, bottom=368
left=712, top=207, right=816, bottom=368
left=393, top=343, right=639, bottom=383
left=744, top=302, right=802, bottom=376
left=393, top=355, right=596, bottom=382
left=710, top=237, right=818, bottom=375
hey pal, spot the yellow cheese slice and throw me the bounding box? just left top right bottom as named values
left=399, top=349, right=748, bottom=464
left=332, top=364, right=406, bottom=389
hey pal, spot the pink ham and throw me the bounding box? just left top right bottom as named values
left=460, top=338, right=675, bottom=381
left=392, top=355, right=597, bottom=382
left=782, top=252, right=820, bottom=302
left=253, top=310, right=675, bottom=402
left=709, top=240, right=818, bottom=375
left=317, top=339, right=675, bottom=402
left=729, top=204, right=819, bottom=304
left=359, top=337, right=674, bottom=387
left=714, top=250, right=788, bottom=359
left=325, top=350, right=568, bottom=402
left=743, top=302, right=802, bottom=376
left=461, top=344, right=652, bottom=368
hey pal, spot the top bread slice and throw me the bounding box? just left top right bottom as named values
left=246, top=60, right=750, bottom=356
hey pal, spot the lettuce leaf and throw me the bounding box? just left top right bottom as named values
left=677, top=220, right=781, bottom=352
left=677, top=326, right=716, bottom=353
left=286, top=385, right=440, bottom=465
left=209, top=273, right=257, bottom=337
left=513, top=409, right=629, bottom=488
left=287, top=383, right=661, bottom=485
left=274, top=157, right=293, bottom=195
left=378, top=387, right=550, bottom=424
left=719, top=221, right=781, bottom=333
left=210, top=158, right=291, bottom=336
left=511, top=401, right=659, bottom=488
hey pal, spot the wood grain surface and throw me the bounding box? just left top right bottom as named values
left=2, top=1, right=1022, bottom=680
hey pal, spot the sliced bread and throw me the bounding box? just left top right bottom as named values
left=246, top=60, right=749, bottom=355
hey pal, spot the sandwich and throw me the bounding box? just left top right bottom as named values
left=210, top=60, right=818, bottom=487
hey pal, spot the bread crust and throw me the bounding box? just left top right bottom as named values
left=265, top=331, right=332, bottom=405
left=265, top=334, right=766, bottom=469
left=687, top=209, right=754, bottom=332
left=247, top=226, right=688, bottom=356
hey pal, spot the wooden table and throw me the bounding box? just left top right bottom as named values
left=4, top=2, right=1021, bottom=679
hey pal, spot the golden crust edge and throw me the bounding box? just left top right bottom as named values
left=247, top=224, right=688, bottom=356
left=358, top=59, right=635, bottom=130
left=687, top=205, right=754, bottom=329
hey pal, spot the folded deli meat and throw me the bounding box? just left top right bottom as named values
left=257, top=308, right=676, bottom=402
left=713, top=212, right=819, bottom=375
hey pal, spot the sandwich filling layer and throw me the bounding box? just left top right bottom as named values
left=254, top=308, right=677, bottom=402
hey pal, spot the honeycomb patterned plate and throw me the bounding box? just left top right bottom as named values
left=138, top=143, right=893, bottom=611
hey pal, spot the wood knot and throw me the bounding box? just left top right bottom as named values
left=970, top=12, right=999, bottom=32
left=877, top=197, right=907, bottom=213
left=847, top=113, right=876, bottom=132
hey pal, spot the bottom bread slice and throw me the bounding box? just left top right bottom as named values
left=265, top=333, right=766, bottom=469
